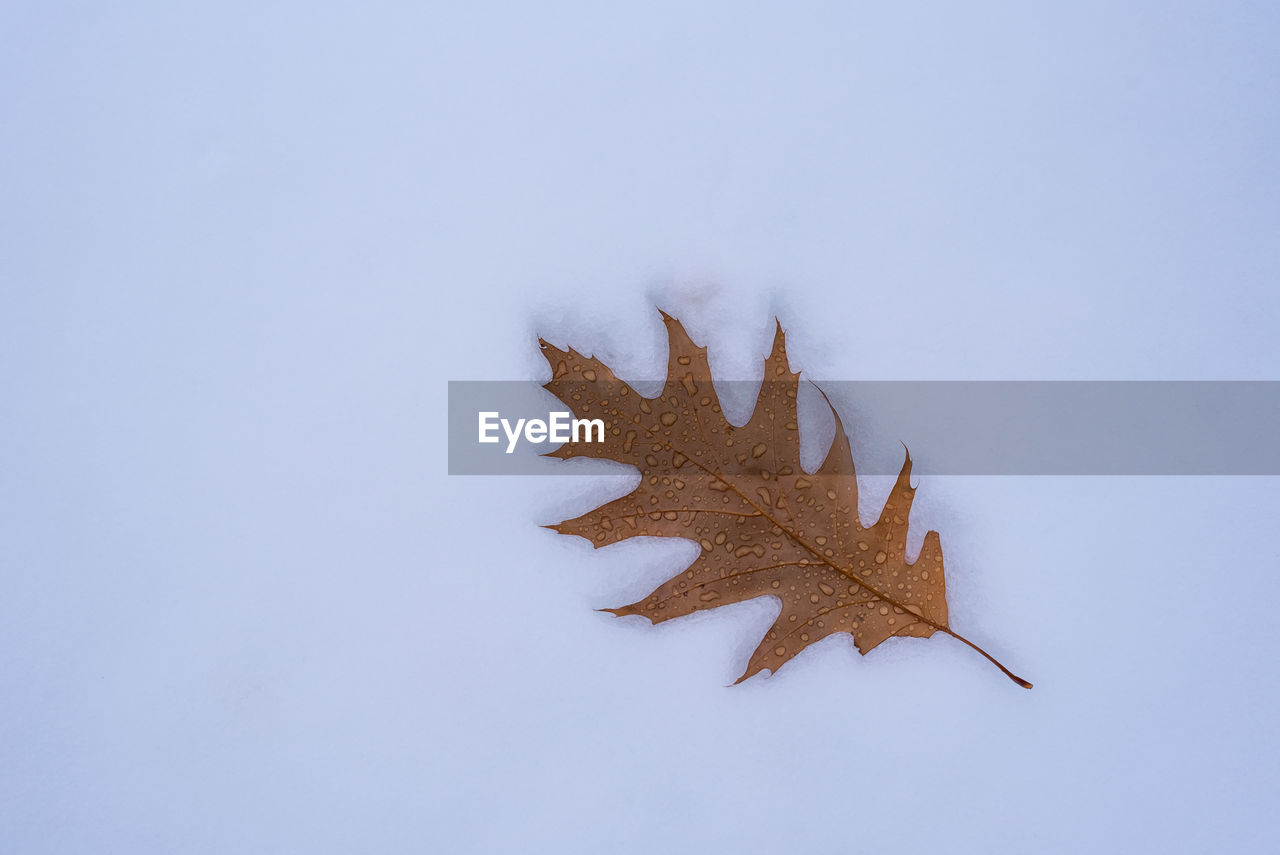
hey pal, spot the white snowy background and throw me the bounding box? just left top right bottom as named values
left=3, top=2, right=1279, bottom=852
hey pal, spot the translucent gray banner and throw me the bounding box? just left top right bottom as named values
left=447, top=380, right=1280, bottom=475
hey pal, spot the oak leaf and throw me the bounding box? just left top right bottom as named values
left=540, top=313, right=1030, bottom=688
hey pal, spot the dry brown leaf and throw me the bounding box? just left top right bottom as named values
left=540, top=312, right=1030, bottom=688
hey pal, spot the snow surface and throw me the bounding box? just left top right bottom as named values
left=3, top=2, right=1279, bottom=853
